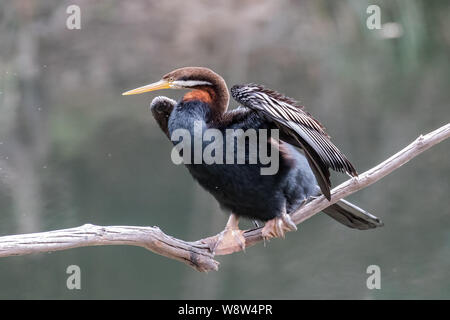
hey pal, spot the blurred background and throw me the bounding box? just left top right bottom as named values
left=0, top=0, right=449, bottom=299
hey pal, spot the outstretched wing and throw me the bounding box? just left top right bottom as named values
left=231, top=84, right=357, bottom=200
left=149, top=96, right=176, bottom=138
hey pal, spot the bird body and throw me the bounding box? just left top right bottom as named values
left=167, top=98, right=317, bottom=221
left=123, top=67, right=383, bottom=254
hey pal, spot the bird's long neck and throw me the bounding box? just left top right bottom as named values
left=182, top=74, right=229, bottom=122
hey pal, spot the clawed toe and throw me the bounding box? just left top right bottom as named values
left=211, top=228, right=246, bottom=255
left=262, top=213, right=297, bottom=240
left=209, top=214, right=246, bottom=255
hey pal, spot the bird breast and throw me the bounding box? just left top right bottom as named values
left=183, top=90, right=213, bottom=105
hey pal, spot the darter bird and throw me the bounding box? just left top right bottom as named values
left=122, top=67, right=383, bottom=254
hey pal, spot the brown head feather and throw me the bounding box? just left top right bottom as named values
left=163, top=67, right=229, bottom=117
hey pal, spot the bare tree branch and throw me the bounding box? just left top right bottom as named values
left=0, top=123, right=449, bottom=272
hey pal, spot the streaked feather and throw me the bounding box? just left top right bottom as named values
left=231, top=83, right=357, bottom=199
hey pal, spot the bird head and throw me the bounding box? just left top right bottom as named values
left=122, top=67, right=230, bottom=116
left=122, top=67, right=224, bottom=95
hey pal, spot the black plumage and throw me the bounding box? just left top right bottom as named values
left=231, top=84, right=357, bottom=200
left=150, top=94, right=382, bottom=228
left=125, top=67, right=383, bottom=252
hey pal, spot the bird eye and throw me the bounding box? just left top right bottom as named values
left=169, top=77, right=174, bottom=82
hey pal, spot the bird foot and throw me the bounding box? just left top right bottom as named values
left=210, top=227, right=246, bottom=255
left=262, top=213, right=297, bottom=240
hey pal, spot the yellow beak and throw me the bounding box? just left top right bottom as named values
left=122, top=79, right=171, bottom=95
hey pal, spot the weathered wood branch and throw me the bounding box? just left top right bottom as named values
left=0, top=123, right=449, bottom=272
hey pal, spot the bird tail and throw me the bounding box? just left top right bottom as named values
left=322, top=199, right=383, bottom=230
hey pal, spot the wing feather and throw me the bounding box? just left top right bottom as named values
left=231, top=84, right=357, bottom=200
left=149, top=96, right=176, bottom=138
